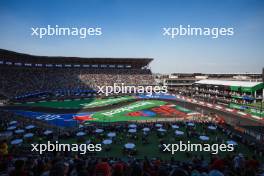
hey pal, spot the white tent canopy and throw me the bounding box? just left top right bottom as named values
left=194, top=79, right=261, bottom=88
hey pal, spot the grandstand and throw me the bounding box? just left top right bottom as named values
left=191, top=80, right=264, bottom=117
left=0, top=49, right=155, bottom=101
left=161, top=73, right=263, bottom=93
left=193, top=79, right=263, bottom=104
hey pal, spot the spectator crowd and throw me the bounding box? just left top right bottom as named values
left=0, top=110, right=264, bottom=176
left=0, top=67, right=155, bottom=99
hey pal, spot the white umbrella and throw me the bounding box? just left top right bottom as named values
left=11, top=139, right=23, bottom=145
left=187, top=122, right=195, bottom=127
left=208, top=126, right=217, bottom=130
left=128, top=124, right=137, bottom=128
left=107, top=132, right=116, bottom=138
left=95, top=129, right=104, bottom=133
left=24, top=133, right=34, bottom=138
left=124, top=143, right=135, bottom=149
left=7, top=126, right=16, bottom=130
left=171, top=125, right=179, bottom=129
left=175, top=130, right=184, bottom=135
left=9, top=121, right=17, bottom=125
left=226, top=140, right=238, bottom=145
left=157, top=128, right=166, bottom=132
left=128, top=129, right=137, bottom=133
left=44, top=130, right=53, bottom=135
left=25, top=125, right=36, bottom=130
left=0, top=131, right=12, bottom=138
left=155, top=124, right=163, bottom=128
left=76, top=132, right=86, bottom=137
left=199, top=135, right=209, bottom=141
left=142, top=128, right=150, bottom=132
left=102, top=139, right=112, bottom=145
left=15, top=129, right=25, bottom=134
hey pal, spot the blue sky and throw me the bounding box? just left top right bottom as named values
left=0, top=0, right=263, bottom=73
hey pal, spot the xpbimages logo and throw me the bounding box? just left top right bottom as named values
left=97, top=83, right=168, bottom=96
left=31, top=141, right=102, bottom=154
left=162, top=141, right=235, bottom=155
left=31, top=25, right=102, bottom=38
left=163, top=25, right=234, bottom=39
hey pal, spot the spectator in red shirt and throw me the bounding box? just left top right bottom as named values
left=94, top=158, right=112, bottom=176
left=112, top=161, right=124, bottom=176
left=246, top=155, right=259, bottom=171
left=210, top=155, right=225, bottom=171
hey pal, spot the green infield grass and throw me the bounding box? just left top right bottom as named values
left=90, top=100, right=167, bottom=122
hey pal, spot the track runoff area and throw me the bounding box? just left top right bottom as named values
left=8, top=93, right=263, bottom=128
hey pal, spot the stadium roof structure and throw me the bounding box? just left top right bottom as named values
left=0, top=49, right=153, bottom=68
left=194, top=79, right=264, bottom=92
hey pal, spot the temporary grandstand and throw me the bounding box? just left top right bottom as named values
left=193, top=79, right=264, bottom=116
left=159, top=72, right=263, bottom=96
left=194, top=80, right=263, bottom=98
